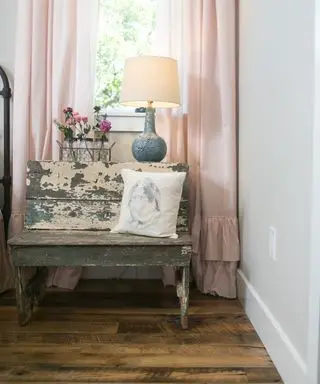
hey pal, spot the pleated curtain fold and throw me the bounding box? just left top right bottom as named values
left=8, top=0, right=99, bottom=289
left=154, top=0, right=240, bottom=297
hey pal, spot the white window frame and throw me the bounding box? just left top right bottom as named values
left=103, top=107, right=145, bottom=132
left=96, top=0, right=157, bottom=132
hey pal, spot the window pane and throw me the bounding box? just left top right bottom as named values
left=95, top=0, right=157, bottom=108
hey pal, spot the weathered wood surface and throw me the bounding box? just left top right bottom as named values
left=11, top=161, right=192, bottom=328
left=176, top=266, right=190, bottom=329
left=8, top=230, right=192, bottom=246
left=15, top=267, right=47, bottom=325
left=0, top=280, right=283, bottom=383
left=24, top=199, right=188, bottom=231
left=25, top=161, right=189, bottom=231
left=26, top=161, right=189, bottom=200
left=0, top=366, right=283, bottom=384
left=11, top=245, right=192, bottom=267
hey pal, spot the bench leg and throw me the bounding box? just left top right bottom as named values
left=176, top=265, right=190, bottom=330
left=15, top=267, right=48, bottom=326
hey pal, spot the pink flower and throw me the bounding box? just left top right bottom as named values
left=82, top=116, right=88, bottom=123
left=75, top=115, right=82, bottom=123
left=99, top=119, right=112, bottom=133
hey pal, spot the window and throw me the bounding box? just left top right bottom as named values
left=95, top=0, right=157, bottom=115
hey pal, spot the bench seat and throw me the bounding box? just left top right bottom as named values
left=9, top=230, right=192, bottom=247
left=8, top=230, right=192, bottom=267
left=8, top=161, right=192, bottom=329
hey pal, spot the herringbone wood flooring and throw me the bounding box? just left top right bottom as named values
left=0, top=279, right=282, bottom=383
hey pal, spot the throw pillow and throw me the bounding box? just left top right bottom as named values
left=112, top=168, right=186, bottom=238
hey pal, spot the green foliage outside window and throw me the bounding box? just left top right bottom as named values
left=95, top=0, right=157, bottom=108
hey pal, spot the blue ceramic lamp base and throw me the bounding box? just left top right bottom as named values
left=132, top=104, right=167, bottom=162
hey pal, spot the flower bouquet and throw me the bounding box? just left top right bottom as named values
left=55, top=106, right=114, bottom=161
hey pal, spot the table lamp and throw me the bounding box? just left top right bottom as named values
left=120, top=55, right=180, bottom=162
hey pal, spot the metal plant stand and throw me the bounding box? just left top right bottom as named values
left=57, top=139, right=115, bottom=162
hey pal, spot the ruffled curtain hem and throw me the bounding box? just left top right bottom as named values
left=163, top=216, right=240, bottom=298
left=193, top=216, right=240, bottom=262
left=200, top=260, right=238, bottom=298
left=192, top=216, right=240, bottom=298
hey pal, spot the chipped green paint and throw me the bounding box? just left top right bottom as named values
left=112, top=173, right=123, bottom=183
left=25, top=200, right=121, bottom=230
left=25, top=161, right=189, bottom=231
left=12, top=245, right=191, bottom=267
left=27, top=161, right=189, bottom=200
left=9, top=231, right=192, bottom=246
left=14, top=266, right=48, bottom=325
left=9, top=235, right=192, bottom=327
left=24, top=201, right=55, bottom=226
left=73, top=162, right=89, bottom=170
left=169, top=163, right=189, bottom=172
left=70, top=172, right=89, bottom=189
left=11, top=161, right=192, bottom=327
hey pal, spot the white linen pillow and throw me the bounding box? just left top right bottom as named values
left=112, top=168, right=186, bottom=238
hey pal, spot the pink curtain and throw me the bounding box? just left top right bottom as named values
left=9, top=0, right=99, bottom=289
left=155, top=0, right=240, bottom=298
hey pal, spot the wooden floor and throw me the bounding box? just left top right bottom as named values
left=0, top=279, right=282, bottom=383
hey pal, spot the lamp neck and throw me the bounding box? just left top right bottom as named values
left=144, top=101, right=156, bottom=134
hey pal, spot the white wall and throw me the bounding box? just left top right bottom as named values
left=0, top=0, right=16, bottom=71
left=238, top=0, right=318, bottom=383
left=306, top=1, right=320, bottom=382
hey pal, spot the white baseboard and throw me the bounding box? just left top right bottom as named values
left=237, top=269, right=307, bottom=384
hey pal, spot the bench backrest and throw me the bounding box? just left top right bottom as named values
left=25, top=161, right=189, bottom=232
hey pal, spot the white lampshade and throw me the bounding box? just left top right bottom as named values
left=120, top=55, right=180, bottom=108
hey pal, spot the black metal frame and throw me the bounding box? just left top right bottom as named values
left=0, top=66, right=12, bottom=239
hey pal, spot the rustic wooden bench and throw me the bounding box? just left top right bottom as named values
left=8, top=161, right=192, bottom=328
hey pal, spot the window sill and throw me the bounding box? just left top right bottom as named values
left=104, top=107, right=145, bottom=118
left=107, top=112, right=144, bottom=132
left=108, top=111, right=145, bottom=118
